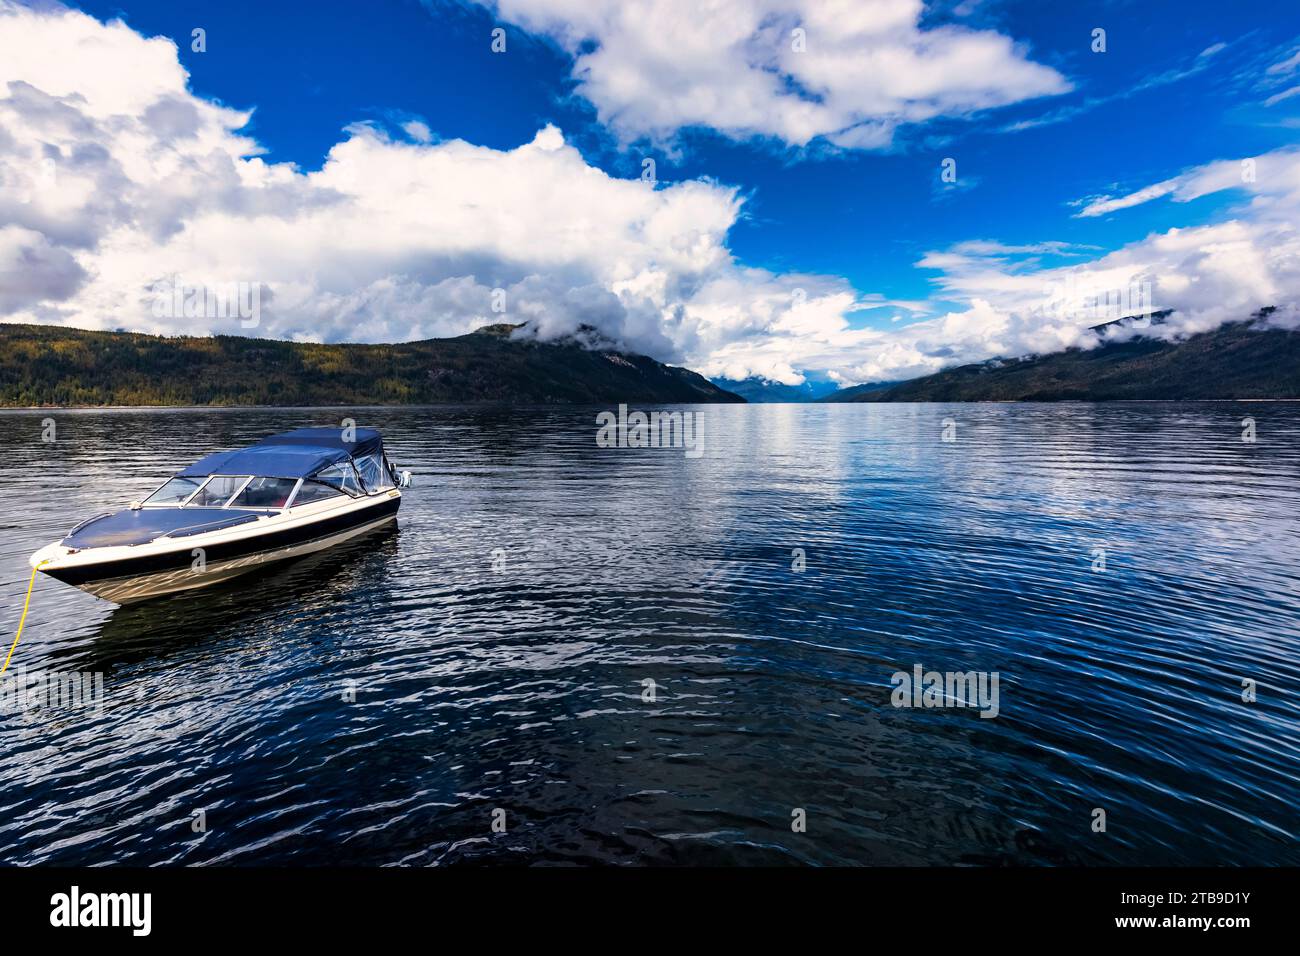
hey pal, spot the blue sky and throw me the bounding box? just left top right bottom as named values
left=71, top=0, right=1295, bottom=306
left=4, top=0, right=1300, bottom=383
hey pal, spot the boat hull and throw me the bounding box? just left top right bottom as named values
left=41, top=495, right=400, bottom=604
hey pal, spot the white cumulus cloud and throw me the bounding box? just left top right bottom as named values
left=474, top=0, right=1070, bottom=149
left=0, top=3, right=747, bottom=354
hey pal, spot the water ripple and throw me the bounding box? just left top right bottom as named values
left=0, top=402, right=1297, bottom=865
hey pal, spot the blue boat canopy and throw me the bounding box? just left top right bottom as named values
left=178, top=427, right=385, bottom=479
left=250, top=427, right=384, bottom=456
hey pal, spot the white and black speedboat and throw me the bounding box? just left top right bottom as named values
left=30, top=427, right=411, bottom=604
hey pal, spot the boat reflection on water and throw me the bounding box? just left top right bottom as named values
left=58, top=524, right=401, bottom=675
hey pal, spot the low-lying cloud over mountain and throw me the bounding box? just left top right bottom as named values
left=1, top=2, right=1299, bottom=390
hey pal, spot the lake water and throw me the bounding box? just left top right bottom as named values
left=0, top=403, right=1297, bottom=865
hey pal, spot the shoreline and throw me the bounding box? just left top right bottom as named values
left=1, top=397, right=1299, bottom=412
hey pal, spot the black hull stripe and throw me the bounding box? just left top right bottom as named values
left=48, top=497, right=401, bottom=586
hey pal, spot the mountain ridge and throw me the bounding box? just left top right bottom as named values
left=821, top=314, right=1300, bottom=403
left=710, top=376, right=843, bottom=403
left=0, top=323, right=745, bottom=407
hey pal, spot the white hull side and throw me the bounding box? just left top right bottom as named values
left=79, top=512, right=398, bottom=604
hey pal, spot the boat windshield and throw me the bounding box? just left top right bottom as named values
left=230, top=477, right=299, bottom=509
left=312, top=462, right=364, bottom=497
left=353, top=450, right=394, bottom=492
left=143, top=476, right=205, bottom=506
left=290, top=481, right=345, bottom=506
left=186, top=475, right=253, bottom=507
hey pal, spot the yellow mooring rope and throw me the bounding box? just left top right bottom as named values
left=1, top=562, right=45, bottom=678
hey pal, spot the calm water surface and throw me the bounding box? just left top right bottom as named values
left=0, top=403, right=1297, bottom=865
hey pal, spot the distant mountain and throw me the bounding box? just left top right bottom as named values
left=826, top=313, right=1300, bottom=402
left=817, top=380, right=901, bottom=402
left=711, top=376, right=842, bottom=402
left=0, top=323, right=745, bottom=406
